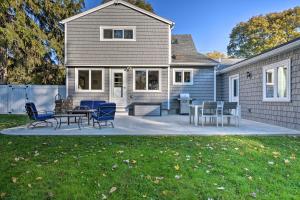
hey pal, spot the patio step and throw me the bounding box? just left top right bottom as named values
left=116, top=106, right=128, bottom=114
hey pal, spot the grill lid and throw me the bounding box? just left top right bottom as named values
left=179, top=93, right=190, bottom=99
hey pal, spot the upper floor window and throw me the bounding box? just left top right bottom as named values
left=173, top=69, right=193, bottom=85
left=263, top=59, right=291, bottom=102
left=100, top=26, right=136, bottom=41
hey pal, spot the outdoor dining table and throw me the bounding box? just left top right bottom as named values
left=67, top=109, right=96, bottom=125
left=53, top=114, right=86, bottom=130
left=189, top=104, right=223, bottom=126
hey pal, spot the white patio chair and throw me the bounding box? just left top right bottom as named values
left=198, top=101, right=218, bottom=127
left=189, top=100, right=203, bottom=124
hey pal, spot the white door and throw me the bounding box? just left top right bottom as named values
left=111, top=69, right=127, bottom=107
left=229, top=74, right=239, bottom=103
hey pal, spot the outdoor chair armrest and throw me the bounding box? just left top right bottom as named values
left=38, top=110, right=54, bottom=115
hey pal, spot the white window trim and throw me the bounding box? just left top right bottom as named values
left=133, top=68, right=161, bottom=92
left=173, top=69, right=193, bottom=85
left=75, top=68, right=105, bottom=93
left=262, top=59, right=291, bottom=102
left=100, top=26, right=136, bottom=41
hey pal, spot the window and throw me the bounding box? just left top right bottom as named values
left=263, top=59, right=291, bottom=102
left=173, top=69, right=193, bottom=85
left=134, top=69, right=160, bottom=91
left=76, top=68, right=104, bottom=92
left=100, top=26, right=136, bottom=41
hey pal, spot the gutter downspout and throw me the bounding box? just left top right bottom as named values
left=214, top=65, right=218, bottom=102
left=167, top=23, right=175, bottom=111
left=64, top=23, right=68, bottom=97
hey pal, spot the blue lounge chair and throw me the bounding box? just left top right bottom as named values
left=92, top=103, right=116, bottom=129
left=25, top=102, right=54, bottom=128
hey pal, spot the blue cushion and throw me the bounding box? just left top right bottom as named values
left=80, top=101, right=94, bottom=109
left=36, top=113, right=53, bottom=121
left=93, top=101, right=106, bottom=109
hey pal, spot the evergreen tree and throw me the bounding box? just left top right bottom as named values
left=0, top=0, right=85, bottom=84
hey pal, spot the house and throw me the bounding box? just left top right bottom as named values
left=217, top=38, right=300, bottom=130
left=60, top=0, right=300, bottom=130
left=60, top=0, right=218, bottom=114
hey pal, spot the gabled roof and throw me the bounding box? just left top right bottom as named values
left=171, top=34, right=218, bottom=66
left=219, top=37, right=300, bottom=73
left=216, top=58, right=244, bottom=71
left=60, top=0, right=174, bottom=26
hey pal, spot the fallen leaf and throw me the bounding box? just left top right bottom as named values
left=109, top=187, right=117, bottom=193
left=131, top=160, right=137, bottom=164
left=28, top=184, right=32, bottom=188
left=175, top=175, right=182, bottom=179
left=11, top=177, right=17, bottom=183
left=117, top=150, right=124, bottom=154
left=250, top=192, right=257, bottom=198
left=36, top=177, right=43, bottom=181
left=217, top=186, right=225, bottom=190
left=284, top=159, right=290, bottom=164
left=54, top=160, right=58, bottom=163
left=268, top=161, right=274, bottom=165
left=174, top=164, right=180, bottom=171
left=102, top=194, right=107, bottom=199
left=112, top=164, right=118, bottom=170
left=0, top=192, right=6, bottom=198
left=248, top=176, right=253, bottom=181
left=290, top=154, right=296, bottom=160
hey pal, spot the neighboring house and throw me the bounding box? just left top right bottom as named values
left=60, top=0, right=218, bottom=114
left=217, top=38, right=300, bottom=130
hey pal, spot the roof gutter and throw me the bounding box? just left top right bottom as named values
left=171, top=62, right=217, bottom=66
left=219, top=39, right=300, bottom=74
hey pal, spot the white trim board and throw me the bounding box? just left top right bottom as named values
left=66, top=64, right=170, bottom=67
left=172, top=68, right=193, bottom=85
left=171, top=62, right=217, bottom=66
left=60, top=0, right=174, bottom=26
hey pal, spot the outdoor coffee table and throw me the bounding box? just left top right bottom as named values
left=53, top=114, right=86, bottom=130
left=67, top=109, right=96, bottom=125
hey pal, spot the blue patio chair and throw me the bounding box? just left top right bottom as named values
left=92, top=103, right=116, bottom=129
left=25, top=102, right=54, bottom=129
left=76, top=100, right=106, bottom=110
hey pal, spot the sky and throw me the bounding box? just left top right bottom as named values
left=84, top=0, right=300, bottom=54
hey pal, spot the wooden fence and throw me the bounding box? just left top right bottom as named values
left=0, top=85, right=66, bottom=114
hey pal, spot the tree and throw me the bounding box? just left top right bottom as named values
left=102, top=0, right=154, bottom=13
left=0, top=0, right=85, bottom=84
left=227, top=7, right=300, bottom=58
left=206, top=51, right=226, bottom=60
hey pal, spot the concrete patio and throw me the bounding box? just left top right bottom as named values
left=1, top=114, right=300, bottom=136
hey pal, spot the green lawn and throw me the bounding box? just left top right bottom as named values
left=0, top=114, right=29, bottom=130
left=0, top=116, right=299, bottom=199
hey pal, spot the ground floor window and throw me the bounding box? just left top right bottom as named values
left=75, top=68, right=104, bottom=92
left=263, top=59, right=290, bottom=102
left=173, top=69, right=193, bottom=85
left=134, top=69, right=160, bottom=91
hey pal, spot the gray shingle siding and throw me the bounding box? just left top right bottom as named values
left=170, top=66, right=215, bottom=113
left=66, top=4, right=170, bottom=66
left=218, top=47, right=300, bottom=130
